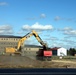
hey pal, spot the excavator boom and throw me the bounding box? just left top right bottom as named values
left=17, top=30, right=47, bottom=51
left=5, top=30, right=47, bottom=53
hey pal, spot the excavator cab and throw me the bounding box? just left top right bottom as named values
left=36, top=48, right=52, bottom=61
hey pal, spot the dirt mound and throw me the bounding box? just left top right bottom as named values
left=0, top=55, right=76, bottom=68
left=0, top=55, right=42, bottom=68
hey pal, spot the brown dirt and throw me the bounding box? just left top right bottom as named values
left=0, top=55, right=76, bottom=68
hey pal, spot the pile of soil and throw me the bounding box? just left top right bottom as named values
left=0, top=55, right=76, bottom=68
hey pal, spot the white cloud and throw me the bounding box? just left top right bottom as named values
left=63, top=27, right=73, bottom=31
left=50, top=37, right=58, bottom=41
left=54, top=16, right=61, bottom=21
left=26, top=17, right=37, bottom=20
left=0, top=25, right=12, bottom=30
left=51, top=42, right=72, bottom=49
left=45, top=37, right=58, bottom=41
left=58, top=27, right=76, bottom=36
left=24, top=36, right=42, bottom=46
left=51, top=42, right=63, bottom=48
left=22, top=22, right=53, bottom=31
left=40, top=14, right=46, bottom=18
left=0, top=2, right=8, bottom=6
left=64, top=30, right=76, bottom=35
left=26, top=13, right=46, bottom=20
left=54, top=16, right=75, bottom=22
left=0, top=25, right=13, bottom=34
left=60, top=39, right=76, bottom=49
left=17, top=31, right=23, bottom=34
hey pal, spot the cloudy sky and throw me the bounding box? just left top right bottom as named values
left=0, top=0, right=76, bottom=49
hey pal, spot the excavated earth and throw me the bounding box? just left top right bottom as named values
left=0, top=55, right=76, bottom=68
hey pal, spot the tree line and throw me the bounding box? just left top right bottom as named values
left=67, top=48, right=76, bottom=56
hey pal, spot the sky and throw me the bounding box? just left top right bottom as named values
left=0, top=0, right=76, bottom=49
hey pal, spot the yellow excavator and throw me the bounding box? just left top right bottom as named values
left=5, top=30, right=52, bottom=60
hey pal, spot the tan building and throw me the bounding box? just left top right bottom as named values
left=23, top=45, right=43, bottom=59
left=0, top=35, right=21, bottom=54
left=0, top=35, right=42, bottom=58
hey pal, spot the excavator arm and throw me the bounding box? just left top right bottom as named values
left=31, top=30, right=47, bottom=49
left=17, top=30, right=47, bottom=51
left=16, top=32, right=33, bottom=51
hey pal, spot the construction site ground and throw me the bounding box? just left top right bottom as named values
left=0, top=55, right=76, bottom=68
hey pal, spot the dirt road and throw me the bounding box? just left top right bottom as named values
left=0, top=55, right=76, bottom=68
left=51, top=60, right=76, bottom=68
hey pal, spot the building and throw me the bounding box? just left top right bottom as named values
left=0, top=35, right=42, bottom=57
left=23, top=45, right=43, bottom=59
left=0, top=35, right=21, bottom=54
left=51, top=47, right=67, bottom=56
left=57, top=47, right=67, bottom=56
left=51, top=47, right=59, bottom=56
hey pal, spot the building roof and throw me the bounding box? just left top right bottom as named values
left=51, top=47, right=60, bottom=50
left=0, top=35, right=22, bottom=38
left=24, top=45, right=43, bottom=48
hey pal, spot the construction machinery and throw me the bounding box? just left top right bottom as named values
left=5, top=30, right=52, bottom=60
